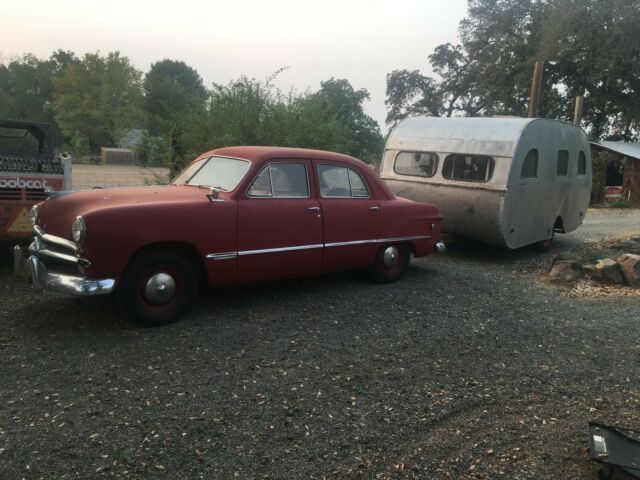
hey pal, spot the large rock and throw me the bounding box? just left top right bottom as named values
left=548, top=260, right=583, bottom=283
left=617, top=254, right=640, bottom=287
left=593, top=258, right=626, bottom=285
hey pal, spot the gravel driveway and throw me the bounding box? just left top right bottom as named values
left=1, top=209, right=639, bottom=479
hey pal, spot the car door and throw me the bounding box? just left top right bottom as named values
left=314, top=161, right=381, bottom=272
left=237, top=160, right=323, bottom=284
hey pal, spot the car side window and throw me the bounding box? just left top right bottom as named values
left=521, top=149, right=538, bottom=179
left=247, top=163, right=309, bottom=198
left=318, top=164, right=370, bottom=198
left=577, top=151, right=587, bottom=175
left=557, top=150, right=569, bottom=177
left=348, top=169, right=369, bottom=197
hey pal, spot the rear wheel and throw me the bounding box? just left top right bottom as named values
left=117, top=248, right=198, bottom=326
left=367, top=244, right=410, bottom=283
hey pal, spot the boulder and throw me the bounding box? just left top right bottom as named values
left=548, top=260, right=583, bottom=283
left=593, top=258, right=625, bottom=285
left=617, top=254, right=640, bottom=287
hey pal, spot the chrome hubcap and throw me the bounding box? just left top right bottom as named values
left=144, top=273, right=176, bottom=305
left=382, top=246, right=399, bottom=268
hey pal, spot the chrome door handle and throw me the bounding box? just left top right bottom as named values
left=307, top=206, right=320, bottom=212
left=369, top=206, right=380, bottom=212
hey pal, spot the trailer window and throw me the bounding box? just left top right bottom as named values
left=557, top=150, right=569, bottom=176
left=442, top=154, right=494, bottom=182
left=394, top=151, right=438, bottom=178
left=577, top=151, right=587, bottom=175
left=521, top=149, right=538, bottom=178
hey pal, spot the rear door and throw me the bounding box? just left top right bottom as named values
left=237, top=160, right=323, bottom=284
left=314, top=161, right=381, bottom=272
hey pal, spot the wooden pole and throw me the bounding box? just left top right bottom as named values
left=573, top=95, right=584, bottom=126
left=527, top=61, right=544, bottom=118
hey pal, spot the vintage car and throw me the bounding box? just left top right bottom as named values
left=14, top=146, right=445, bottom=326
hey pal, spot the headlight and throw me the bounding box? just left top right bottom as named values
left=29, top=205, right=39, bottom=226
left=72, top=216, right=86, bottom=244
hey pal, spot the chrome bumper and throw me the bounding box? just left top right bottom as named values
left=13, top=229, right=115, bottom=296
left=435, top=241, right=446, bottom=253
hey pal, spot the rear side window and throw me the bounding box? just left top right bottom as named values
left=318, top=164, right=370, bottom=198
left=442, top=154, right=494, bottom=182
left=394, top=151, right=438, bottom=177
left=557, top=150, right=569, bottom=176
left=248, top=163, right=309, bottom=198
left=577, top=151, right=587, bottom=175
left=521, top=149, right=538, bottom=178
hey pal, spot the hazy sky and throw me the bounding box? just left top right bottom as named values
left=1, top=0, right=468, bottom=130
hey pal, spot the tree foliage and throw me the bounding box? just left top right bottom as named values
left=143, top=59, right=207, bottom=133
left=53, top=51, right=143, bottom=150
left=386, top=0, right=640, bottom=140
left=2, top=50, right=383, bottom=164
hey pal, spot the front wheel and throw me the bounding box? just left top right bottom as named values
left=367, top=244, right=411, bottom=283
left=117, top=248, right=198, bottom=327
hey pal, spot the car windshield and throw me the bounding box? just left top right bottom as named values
left=172, top=156, right=251, bottom=191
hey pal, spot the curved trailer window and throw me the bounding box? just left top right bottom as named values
left=394, top=151, right=439, bottom=178
left=442, top=154, right=495, bottom=182
left=521, top=149, right=539, bottom=178
left=557, top=150, right=569, bottom=177
left=577, top=151, right=587, bottom=175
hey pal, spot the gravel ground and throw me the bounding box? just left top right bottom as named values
left=1, top=209, right=639, bottom=479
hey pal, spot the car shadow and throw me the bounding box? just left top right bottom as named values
left=16, top=263, right=439, bottom=337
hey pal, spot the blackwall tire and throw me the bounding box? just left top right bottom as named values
left=116, top=248, right=198, bottom=327
left=367, top=244, right=410, bottom=283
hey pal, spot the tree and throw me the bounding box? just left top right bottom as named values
left=143, top=59, right=207, bottom=133
left=53, top=51, right=143, bottom=151
left=0, top=50, right=78, bottom=124
left=295, top=78, right=384, bottom=164
left=386, top=0, right=640, bottom=139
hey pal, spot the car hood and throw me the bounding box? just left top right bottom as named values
left=36, top=185, right=214, bottom=239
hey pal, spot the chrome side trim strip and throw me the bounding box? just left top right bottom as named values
left=238, top=244, right=324, bottom=256
left=206, top=235, right=432, bottom=260
left=324, top=239, right=376, bottom=248
left=206, top=252, right=238, bottom=260
left=376, top=235, right=430, bottom=243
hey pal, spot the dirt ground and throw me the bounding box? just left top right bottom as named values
left=72, top=164, right=170, bottom=190
left=0, top=209, right=639, bottom=479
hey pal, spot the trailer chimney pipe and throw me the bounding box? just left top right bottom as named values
left=573, top=96, right=584, bottom=126
left=527, top=61, right=544, bottom=118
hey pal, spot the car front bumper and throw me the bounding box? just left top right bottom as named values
left=14, top=227, right=115, bottom=296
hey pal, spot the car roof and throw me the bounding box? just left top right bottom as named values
left=203, top=146, right=367, bottom=169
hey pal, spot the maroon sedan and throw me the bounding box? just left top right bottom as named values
left=15, top=147, right=445, bottom=326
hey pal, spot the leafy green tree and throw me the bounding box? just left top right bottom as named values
left=386, top=0, right=640, bottom=139
left=0, top=50, right=78, bottom=124
left=53, top=51, right=143, bottom=150
left=143, top=60, right=207, bottom=132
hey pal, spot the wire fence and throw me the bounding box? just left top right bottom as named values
left=71, top=164, right=170, bottom=190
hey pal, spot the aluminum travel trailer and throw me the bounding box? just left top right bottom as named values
left=380, top=117, right=592, bottom=249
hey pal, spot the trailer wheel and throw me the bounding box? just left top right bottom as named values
left=367, top=244, right=410, bottom=283
left=117, top=248, right=198, bottom=327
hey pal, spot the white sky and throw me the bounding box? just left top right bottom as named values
left=1, top=0, right=468, bottom=131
